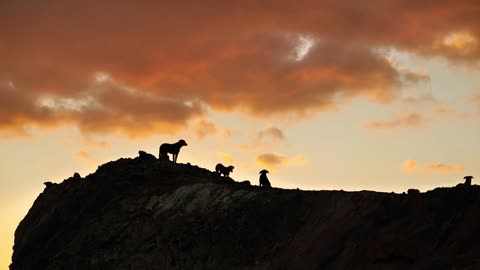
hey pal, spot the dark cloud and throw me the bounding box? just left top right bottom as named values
left=1, top=0, right=478, bottom=136
left=0, top=79, right=204, bottom=137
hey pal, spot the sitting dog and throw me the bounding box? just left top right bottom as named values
left=215, top=163, right=234, bottom=177
left=464, top=176, right=474, bottom=186
left=159, top=139, right=188, bottom=163
left=259, top=169, right=271, bottom=188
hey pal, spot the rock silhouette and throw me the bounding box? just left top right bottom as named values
left=159, top=139, right=188, bottom=163
left=259, top=169, right=271, bottom=188
left=239, top=180, right=251, bottom=187
left=407, top=188, right=420, bottom=195
left=138, top=150, right=156, bottom=161
left=11, top=153, right=480, bottom=270
left=43, top=182, right=55, bottom=188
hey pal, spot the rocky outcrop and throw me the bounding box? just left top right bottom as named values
left=10, top=152, right=480, bottom=269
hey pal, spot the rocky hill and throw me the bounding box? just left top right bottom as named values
left=10, top=151, right=480, bottom=270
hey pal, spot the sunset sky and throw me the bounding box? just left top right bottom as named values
left=2, top=0, right=480, bottom=268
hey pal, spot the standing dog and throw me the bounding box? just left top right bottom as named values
left=215, top=163, right=234, bottom=177
left=159, top=139, right=188, bottom=163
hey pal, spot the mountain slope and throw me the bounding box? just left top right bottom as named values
left=10, top=151, right=480, bottom=270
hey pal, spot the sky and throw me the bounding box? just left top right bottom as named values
left=1, top=0, right=480, bottom=268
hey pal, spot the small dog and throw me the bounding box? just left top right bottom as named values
left=159, top=139, right=188, bottom=163
left=464, top=176, right=474, bottom=186
left=259, top=169, right=271, bottom=188
left=215, top=163, right=234, bottom=177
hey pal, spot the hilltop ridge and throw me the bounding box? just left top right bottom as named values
left=10, top=151, right=480, bottom=270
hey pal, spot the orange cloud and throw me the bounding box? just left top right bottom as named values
left=1, top=0, right=478, bottom=136
left=363, top=113, right=425, bottom=130
left=256, top=153, right=287, bottom=168
left=402, top=93, right=438, bottom=105
left=424, top=163, right=464, bottom=173
left=430, top=106, right=457, bottom=116
left=255, top=153, right=307, bottom=169
left=469, top=93, right=480, bottom=111
left=432, top=32, right=479, bottom=58
left=75, top=150, right=95, bottom=164
left=403, top=160, right=417, bottom=172
left=217, top=152, right=235, bottom=164
left=191, top=120, right=217, bottom=140
left=190, top=119, right=233, bottom=140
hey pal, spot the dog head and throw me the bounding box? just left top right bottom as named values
left=259, top=169, right=269, bottom=175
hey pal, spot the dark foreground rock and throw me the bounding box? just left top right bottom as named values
left=10, top=153, right=480, bottom=270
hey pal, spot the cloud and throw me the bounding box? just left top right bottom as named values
left=403, top=160, right=417, bottom=172
left=430, top=106, right=457, bottom=116
left=400, top=70, right=431, bottom=85
left=403, top=160, right=464, bottom=173
left=255, top=153, right=307, bottom=169
left=0, top=77, right=205, bottom=137
left=83, top=137, right=110, bottom=149
left=239, top=143, right=261, bottom=153
left=363, top=112, right=425, bottom=130
left=191, top=120, right=218, bottom=140
left=217, top=152, right=235, bottom=164
left=401, top=93, right=460, bottom=116
left=2, top=0, right=479, bottom=136
left=469, top=92, right=480, bottom=110
left=431, top=31, right=479, bottom=59
left=240, top=126, right=285, bottom=152
left=257, top=126, right=285, bottom=142
left=0, top=126, right=32, bottom=140
left=256, top=153, right=287, bottom=168
left=75, top=150, right=95, bottom=164
left=402, top=93, right=438, bottom=105
left=424, top=163, right=464, bottom=173
left=190, top=119, right=233, bottom=140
